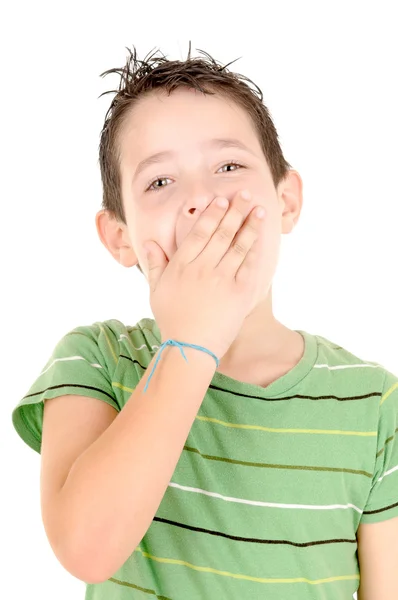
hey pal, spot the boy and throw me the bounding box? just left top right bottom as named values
left=12, top=45, right=398, bottom=599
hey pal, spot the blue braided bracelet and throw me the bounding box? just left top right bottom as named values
left=143, top=339, right=220, bottom=393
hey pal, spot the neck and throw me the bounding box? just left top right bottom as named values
left=217, top=290, right=294, bottom=371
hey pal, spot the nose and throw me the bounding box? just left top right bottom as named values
left=181, top=181, right=215, bottom=217
left=176, top=183, right=221, bottom=251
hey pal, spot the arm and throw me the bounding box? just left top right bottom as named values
left=58, top=345, right=217, bottom=583
left=356, top=516, right=398, bottom=599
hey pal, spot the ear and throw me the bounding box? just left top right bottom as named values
left=277, top=170, right=303, bottom=234
left=95, top=209, right=138, bottom=268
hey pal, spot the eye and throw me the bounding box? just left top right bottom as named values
left=217, top=161, right=244, bottom=174
left=145, top=161, right=245, bottom=193
left=146, top=176, right=173, bottom=193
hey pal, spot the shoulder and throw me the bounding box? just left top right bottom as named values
left=11, top=316, right=161, bottom=453
left=310, top=331, right=392, bottom=391
left=54, top=316, right=161, bottom=362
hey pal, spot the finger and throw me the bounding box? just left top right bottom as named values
left=218, top=205, right=265, bottom=275
left=174, top=196, right=229, bottom=266
left=198, top=190, right=254, bottom=269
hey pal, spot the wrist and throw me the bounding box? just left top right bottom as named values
left=159, top=340, right=219, bottom=369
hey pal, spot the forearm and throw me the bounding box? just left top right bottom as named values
left=58, top=345, right=217, bottom=583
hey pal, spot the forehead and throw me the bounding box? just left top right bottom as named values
left=119, top=87, right=260, bottom=160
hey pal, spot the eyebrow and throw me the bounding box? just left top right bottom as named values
left=133, top=137, right=256, bottom=181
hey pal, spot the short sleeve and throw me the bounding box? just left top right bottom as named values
left=360, top=369, right=398, bottom=524
left=11, top=323, right=121, bottom=455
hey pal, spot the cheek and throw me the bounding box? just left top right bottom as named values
left=258, top=219, right=282, bottom=284
left=250, top=190, right=278, bottom=224
left=249, top=173, right=275, bottom=200
left=139, top=212, right=176, bottom=257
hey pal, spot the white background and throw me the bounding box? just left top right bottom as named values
left=2, top=1, right=397, bottom=598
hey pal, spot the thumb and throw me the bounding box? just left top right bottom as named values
left=144, top=241, right=169, bottom=291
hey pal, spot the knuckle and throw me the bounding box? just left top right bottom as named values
left=191, top=226, right=209, bottom=241
left=216, top=226, right=233, bottom=241
left=246, top=218, right=259, bottom=233
left=231, top=240, right=247, bottom=255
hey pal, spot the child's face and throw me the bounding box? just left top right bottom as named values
left=115, top=86, right=300, bottom=278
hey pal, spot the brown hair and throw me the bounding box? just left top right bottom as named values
left=98, top=43, right=292, bottom=274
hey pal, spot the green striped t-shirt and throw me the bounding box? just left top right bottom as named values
left=11, top=318, right=398, bottom=599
